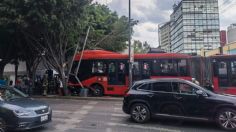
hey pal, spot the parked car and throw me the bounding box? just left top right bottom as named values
left=123, top=78, right=236, bottom=131
left=0, top=85, right=52, bottom=131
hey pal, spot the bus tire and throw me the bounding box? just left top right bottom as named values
left=91, top=84, right=104, bottom=97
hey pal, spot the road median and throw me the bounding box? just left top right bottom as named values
left=32, top=95, right=123, bottom=101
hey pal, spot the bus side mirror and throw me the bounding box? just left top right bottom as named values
left=196, top=90, right=208, bottom=97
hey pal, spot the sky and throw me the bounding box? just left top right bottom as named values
left=94, top=0, right=236, bottom=47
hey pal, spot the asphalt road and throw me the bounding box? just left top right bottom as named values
left=24, top=98, right=225, bottom=132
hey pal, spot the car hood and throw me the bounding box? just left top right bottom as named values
left=3, top=98, right=48, bottom=111
left=214, top=94, right=236, bottom=104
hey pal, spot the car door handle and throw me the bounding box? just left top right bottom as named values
left=174, top=95, right=183, bottom=100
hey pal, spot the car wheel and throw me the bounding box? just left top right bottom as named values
left=0, top=118, right=6, bottom=132
left=130, top=103, right=150, bottom=123
left=92, top=84, right=104, bottom=97
left=160, top=105, right=184, bottom=125
left=216, top=108, right=236, bottom=131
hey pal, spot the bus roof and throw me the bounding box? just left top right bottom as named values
left=74, top=50, right=191, bottom=61
left=209, top=54, right=236, bottom=59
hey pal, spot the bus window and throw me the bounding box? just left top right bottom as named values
left=178, top=59, right=188, bottom=76
left=108, top=62, right=116, bottom=73
left=133, top=62, right=140, bottom=75
left=142, top=62, right=150, bottom=79
left=218, top=61, right=228, bottom=87
left=118, top=62, right=125, bottom=73
left=231, top=61, right=236, bottom=86
left=92, top=61, right=106, bottom=74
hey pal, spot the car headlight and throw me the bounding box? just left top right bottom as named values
left=13, top=109, right=36, bottom=117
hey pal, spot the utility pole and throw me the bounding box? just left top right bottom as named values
left=128, top=0, right=133, bottom=87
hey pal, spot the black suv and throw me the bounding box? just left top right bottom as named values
left=123, top=78, right=236, bottom=131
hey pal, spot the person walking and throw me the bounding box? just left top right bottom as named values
left=42, top=75, right=48, bottom=96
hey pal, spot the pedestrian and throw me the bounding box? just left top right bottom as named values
left=204, top=80, right=214, bottom=92
left=9, top=80, right=13, bottom=86
left=42, top=75, right=48, bottom=96
left=191, top=78, right=200, bottom=85
left=58, top=79, right=64, bottom=96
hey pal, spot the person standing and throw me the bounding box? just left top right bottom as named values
left=42, top=75, right=48, bottom=96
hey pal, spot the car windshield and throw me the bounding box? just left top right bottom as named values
left=0, top=87, right=27, bottom=101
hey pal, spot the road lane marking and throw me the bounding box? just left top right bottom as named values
left=107, top=122, right=181, bottom=132
left=111, top=113, right=129, bottom=117
left=106, top=128, right=112, bottom=132
left=88, top=101, right=98, bottom=105
left=82, top=105, right=94, bottom=110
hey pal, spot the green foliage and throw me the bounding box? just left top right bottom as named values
left=80, top=3, right=137, bottom=52
left=133, top=40, right=150, bottom=53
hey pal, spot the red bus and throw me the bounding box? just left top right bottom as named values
left=209, top=55, right=236, bottom=94
left=68, top=50, right=192, bottom=96
left=190, top=55, right=236, bottom=95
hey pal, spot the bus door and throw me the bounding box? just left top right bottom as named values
left=214, top=60, right=236, bottom=94
left=217, top=61, right=229, bottom=87
left=133, top=61, right=142, bottom=82
left=108, top=61, right=126, bottom=85
left=142, top=61, right=151, bottom=79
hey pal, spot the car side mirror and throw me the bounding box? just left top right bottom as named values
left=196, top=90, right=208, bottom=97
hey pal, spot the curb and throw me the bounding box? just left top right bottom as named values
left=32, top=96, right=123, bottom=102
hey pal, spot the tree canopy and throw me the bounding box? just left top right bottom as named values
left=0, top=0, right=138, bottom=93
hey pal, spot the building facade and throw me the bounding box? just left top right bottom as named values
left=227, top=23, right=236, bottom=44
left=158, top=22, right=171, bottom=52
left=170, top=0, right=220, bottom=55
left=220, top=30, right=227, bottom=47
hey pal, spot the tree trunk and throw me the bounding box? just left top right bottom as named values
left=59, top=67, right=68, bottom=96
left=0, top=62, right=7, bottom=79
left=14, top=63, right=19, bottom=83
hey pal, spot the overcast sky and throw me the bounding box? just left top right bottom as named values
left=94, top=0, right=236, bottom=47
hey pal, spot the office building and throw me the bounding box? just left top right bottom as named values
left=170, top=0, right=220, bottom=54
left=158, top=22, right=171, bottom=52
left=227, top=24, right=236, bottom=44
left=220, top=30, right=226, bottom=47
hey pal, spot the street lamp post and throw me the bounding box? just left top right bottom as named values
left=128, top=0, right=133, bottom=87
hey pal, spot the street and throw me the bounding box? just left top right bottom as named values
left=24, top=98, right=224, bottom=132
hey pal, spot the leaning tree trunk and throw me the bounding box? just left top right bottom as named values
left=59, top=67, right=68, bottom=96
left=14, top=63, right=19, bottom=83
left=0, top=62, right=7, bottom=79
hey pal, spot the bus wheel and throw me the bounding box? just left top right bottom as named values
left=92, top=84, right=104, bottom=97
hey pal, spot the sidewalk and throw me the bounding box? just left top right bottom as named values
left=32, top=95, right=123, bottom=102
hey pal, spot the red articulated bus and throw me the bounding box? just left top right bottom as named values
left=209, top=55, right=236, bottom=95
left=190, top=54, right=236, bottom=95
left=68, top=50, right=192, bottom=96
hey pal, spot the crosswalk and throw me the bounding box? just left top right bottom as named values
left=45, top=100, right=181, bottom=132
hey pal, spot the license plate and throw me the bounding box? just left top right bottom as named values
left=40, top=115, right=48, bottom=122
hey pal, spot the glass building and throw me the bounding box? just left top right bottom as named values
left=170, top=0, right=220, bottom=54
left=158, top=22, right=171, bottom=52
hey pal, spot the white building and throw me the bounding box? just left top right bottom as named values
left=227, top=24, right=236, bottom=44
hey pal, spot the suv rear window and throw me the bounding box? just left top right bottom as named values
left=134, top=83, right=151, bottom=91
left=152, top=82, right=172, bottom=92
